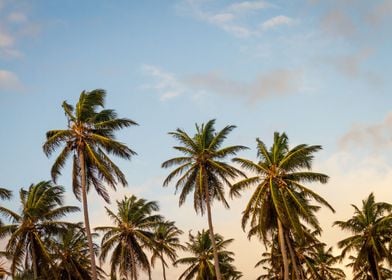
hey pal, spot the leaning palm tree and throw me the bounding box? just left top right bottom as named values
left=162, top=119, right=247, bottom=280
left=49, top=225, right=106, bottom=280
left=231, top=132, right=334, bottom=280
left=43, top=89, right=137, bottom=280
left=96, top=195, right=163, bottom=280
left=174, top=229, right=239, bottom=280
left=334, top=193, right=392, bottom=280
left=151, top=221, right=185, bottom=280
left=0, top=181, right=79, bottom=279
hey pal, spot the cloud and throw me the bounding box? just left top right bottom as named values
left=321, top=9, right=356, bottom=38
left=0, top=69, right=22, bottom=90
left=141, top=64, right=185, bottom=101
left=0, top=30, right=14, bottom=47
left=339, top=112, right=392, bottom=151
left=261, top=15, right=293, bottom=30
left=184, top=69, right=302, bottom=101
left=178, top=0, right=291, bottom=38
left=366, top=0, right=392, bottom=25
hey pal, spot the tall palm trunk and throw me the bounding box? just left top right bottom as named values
left=277, top=219, right=289, bottom=280
left=161, top=254, right=167, bottom=280
left=205, top=186, right=222, bottom=280
left=79, top=150, right=98, bottom=280
left=31, top=244, right=38, bottom=280
left=368, top=252, right=380, bottom=280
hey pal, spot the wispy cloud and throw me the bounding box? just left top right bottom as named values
left=141, top=64, right=185, bottom=101
left=0, top=69, right=22, bottom=91
left=366, top=0, right=392, bottom=26
left=177, top=0, right=293, bottom=38
left=0, top=2, right=39, bottom=60
left=261, top=15, right=293, bottom=30
left=184, top=69, right=302, bottom=101
left=339, top=112, right=392, bottom=151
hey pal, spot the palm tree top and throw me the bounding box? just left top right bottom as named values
left=43, top=89, right=138, bottom=203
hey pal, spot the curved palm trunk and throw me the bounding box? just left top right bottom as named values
left=79, top=150, right=98, bottom=280
left=161, top=254, right=167, bottom=280
left=205, top=188, right=222, bottom=280
left=277, top=219, right=289, bottom=280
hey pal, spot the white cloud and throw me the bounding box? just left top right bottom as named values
left=261, top=15, right=293, bottom=30
left=227, top=1, right=268, bottom=13
left=141, top=64, right=185, bottom=101
left=178, top=0, right=274, bottom=38
left=0, top=69, right=22, bottom=90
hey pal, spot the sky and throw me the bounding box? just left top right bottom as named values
left=1, top=0, right=392, bottom=278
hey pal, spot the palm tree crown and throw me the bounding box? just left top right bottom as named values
left=174, top=229, right=241, bottom=280
left=0, top=181, right=79, bottom=279
left=334, top=193, right=392, bottom=280
left=43, top=89, right=137, bottom=202
left=96, top=195, right=163, bottom=280
left=151, top=221, right=185, bottom=280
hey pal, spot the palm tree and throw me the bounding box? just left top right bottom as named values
left=174, top=229, right=240, bottom=280
left=162, top=119, right=246, bottom=280
left=151, top=221, right=185, bottom=280
left=0, top=181, right=79, bottom=279
left=49, top=225, right=106, bottom=279
left=0, top=188, right=11, bottom=201
left=231, top=132, right=334, bottom=280
left=334, top=193, right=392, bottom=280
left=304, top=244, right=345, bottom=280
left=95, top=195, right=163, bottom=280
left=43, top=89, right=137, bottom=280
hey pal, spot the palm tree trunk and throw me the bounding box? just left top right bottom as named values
left=277, top=219, right=289, bottom=280
left=161, top=255, right=167, bottom=280
left=205, top=187, right=222, bottom=280
left=79, top=150, right=98, bottom=280
left=284, top=233, right=302, bottom=280
left=31, top=245, right=38, bottom=280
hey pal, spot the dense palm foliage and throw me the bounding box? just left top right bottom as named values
left=96, top=195, right=163, bottom=280
left=43, top=89, right=137, bottom=280
left=334, top=193, right=392, bottom=280
left=162, top=119, right=247, bottom=280
left=49, top=225, right=106, bottom=280
left=151, top=221, right=185, bottom=280
left=231, top=132, right=334, bottom=280
left=0, top=181, right=79, bottom=279
left=174, top=229, right=241, bottom=280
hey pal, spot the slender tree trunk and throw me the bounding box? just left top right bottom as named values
left=205, top=188, right=223, bottom=280
left=79, top=150, right=98, bottom=280
left=161, top=255, right=167, bottom=280
left=277, top=219, right=289, bottom=280
left=31, top=246, right=38, bottom=280
left=284, top=233, right=301, bottom=280
left=369, top=252, right=381, bottom=280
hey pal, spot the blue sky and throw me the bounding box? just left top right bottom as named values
left=1, top=0, right=392, bottom=278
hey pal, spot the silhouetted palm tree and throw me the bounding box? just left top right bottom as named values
left=231, top=132, right=334, bottom=280
left=334, top=193, right=392, bottom=280
left=0, top=181, right=79, bottom=279
left=162, top=119, right=246, bottom=280
left=175, top=229, right=241, bottom=280
left=96, top=195, right=162, bottom=280
left=151, top=221, right=185, bottom=280
left=43, top=89, right=137, bottom=280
